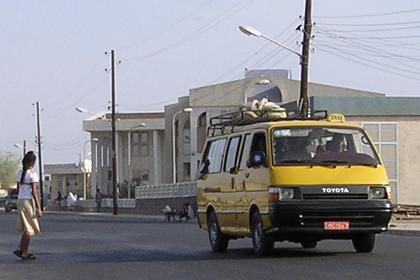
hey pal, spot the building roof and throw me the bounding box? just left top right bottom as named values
left=310, top=96, right=420, bottom=116
left=44, top=164, right=84, bottom=175
left=104, top=112, right=165, bottom=120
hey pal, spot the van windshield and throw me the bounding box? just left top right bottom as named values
left=272, top=127, right=380, bottom=166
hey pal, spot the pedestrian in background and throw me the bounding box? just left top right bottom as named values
left=13, top=151, right=42, bottom=261
left=95, top=188, right=103, bottom=212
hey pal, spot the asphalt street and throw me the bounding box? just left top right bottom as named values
left=0, top=210, right=419, bottom=280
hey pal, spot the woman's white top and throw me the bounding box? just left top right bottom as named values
left=16, top=169, right=39, bottom=200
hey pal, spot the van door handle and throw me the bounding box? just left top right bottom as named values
left=231, top=177, right=235, bottom=189
left=245, top=172, right=250, bottom=178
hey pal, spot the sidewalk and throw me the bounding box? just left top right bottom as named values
left=387, top=216, right=420, bottom=237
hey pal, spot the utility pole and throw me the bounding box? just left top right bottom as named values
left=299, top=0, right=312, bottom=117
left=23, top=140, right=26, bottom=156
left=111, top=49, right=118, bottom=215
left=36, top=102, right=44, bottom=210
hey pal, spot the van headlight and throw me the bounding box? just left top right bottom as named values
left=269, top=187, right=296, bottom=201
left=369, top=187, right=388, bottom=199
left=280, top=188, right=295, bottom=200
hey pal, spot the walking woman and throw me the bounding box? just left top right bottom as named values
left=13, top=151, right=42, bottom=260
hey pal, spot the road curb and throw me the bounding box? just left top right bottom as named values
left=386, top=229, right=420, bottom=237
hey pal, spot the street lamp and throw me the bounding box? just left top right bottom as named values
left=239, top=25, right=309, bottom=116
left=13, top=140, right=26, bottom=157
left=239, top=26, right=302, bottom=58
left=172, top=107, right=193, bottom=184
left=82, top=138, right=99, bottom=200
left=75, top=107, right=105, bottom=119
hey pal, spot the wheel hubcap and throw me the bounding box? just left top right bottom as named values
left=254, top=221, right=262, bottom=248
left=210, top=221, right=217, bottom=244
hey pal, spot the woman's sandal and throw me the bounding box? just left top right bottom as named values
left=21, top=254, right=36, bottom=260
left=13, top=250, right=22, bottom=258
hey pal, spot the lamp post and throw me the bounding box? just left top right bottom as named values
left=172, top=107, right=193, bottom=184
left=82, top=138, right=99, bottom=200
left=239, top=23, right=311, bottom=117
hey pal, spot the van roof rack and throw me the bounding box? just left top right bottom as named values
left=207, top=109, right=328, bottom=137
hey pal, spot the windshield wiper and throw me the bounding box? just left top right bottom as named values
left=319, top=160, right=350, bottom=164
left=352, top=163, right=379, bottom=168
left=278, top=159, right=312, bottom=164
left=315, top=160, right=351, bottom=167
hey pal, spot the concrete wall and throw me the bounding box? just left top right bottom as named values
left=348, top=116, right=420, bottom=205
left=135, top=196, right=197, bottom=215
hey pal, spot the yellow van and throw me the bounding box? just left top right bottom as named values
left=196, top=110, right=393, bottom=256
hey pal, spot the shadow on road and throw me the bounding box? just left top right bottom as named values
left=0, top=247, right=346, bottom=264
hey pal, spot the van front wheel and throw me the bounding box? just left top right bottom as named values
left=207, top=211, right=229, bottom=252
left=251, top=211, right=274, bottom=256
left=352, top=233, right=375, bottom=253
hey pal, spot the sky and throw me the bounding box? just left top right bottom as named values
left=1, top=0, right=419, bottom=164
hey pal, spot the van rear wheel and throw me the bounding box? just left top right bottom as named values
left=251, top=211, right=274, bottom=256
left=207, top=211, right=229, bottom=252
left=352, top=233, right=375, bottom=253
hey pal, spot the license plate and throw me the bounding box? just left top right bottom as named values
left=324, top=221, right=349, bottom=231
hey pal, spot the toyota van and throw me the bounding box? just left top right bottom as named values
left=196, top=110, right=394, bottom=256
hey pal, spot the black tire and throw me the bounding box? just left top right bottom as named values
left=251, top=211, right=274, bottom=256
left=301, top=241, right=317, bottom=249
left=5, top=206, right=11, bottom=213
left=352, top=233, right=375, bottom=253
left=207, top=211, right=229, bottom=252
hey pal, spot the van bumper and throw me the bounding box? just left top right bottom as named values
left=268, top=200, right=394, bottom=240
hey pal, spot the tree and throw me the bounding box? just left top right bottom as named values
left=0, top=152, right=19, bottom=189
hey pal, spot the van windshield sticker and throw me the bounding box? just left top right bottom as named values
left=274, top=129, right=291, bottom=137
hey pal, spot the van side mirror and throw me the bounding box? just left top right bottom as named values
left=247, top=152, right=266, bottom=168
left=198, top=159, right=210, bottom=180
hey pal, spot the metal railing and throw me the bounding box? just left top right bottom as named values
left=135, top=182, right=197, bottom=199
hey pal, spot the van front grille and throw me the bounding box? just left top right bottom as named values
left=302, top=193, right=368, bottom=200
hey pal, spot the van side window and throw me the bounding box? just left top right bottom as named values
left=250, top=133, right=266, bottom=155
left=204, top=138, right=227, bottom=173
left=239, top=134, right=252, bottom=170
left=249, top=132, right=267, bottom=166
left=224, top=136, right=241, bottom=172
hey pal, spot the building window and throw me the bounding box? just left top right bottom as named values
left=183, top=162, right=191, bottom=181
left=140, top=132, right=149, bottom=156
left=363, top=122, right=398, bottom=201
left=183, top=121, right=191, bottom=155
left=197, top=112, right=207, bottom=153
left=132, top=132, right=140, bottom=157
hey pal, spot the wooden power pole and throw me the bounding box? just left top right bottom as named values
left=299, top=0, right=312, bottom=117
left=36, top=102, right=44, bottom=210
left=111, top=49, right=118, bottom=215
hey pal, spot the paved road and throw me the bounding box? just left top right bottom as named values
left=1, top=210, right=419, bottom=280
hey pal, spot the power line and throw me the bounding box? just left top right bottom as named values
left=124, top=0, right=255, bottom=64
left=315, top=39, right=420, bottom=63
left=316, top=45, right=420, bottom=81
left=207, top=19, right=301, bottom=84
left=314, top=28, right=420, bottom=73
left=119, top=0, right=213, bottom=50
left=316, top=20, right=420, bottom=27
left=315, top=8, right=420, bottom=19
left=323, top=25, right=420, bottom=33
left=44, top=55, right=106, bottom=108
left=315, top=27, right=420, bottom=62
